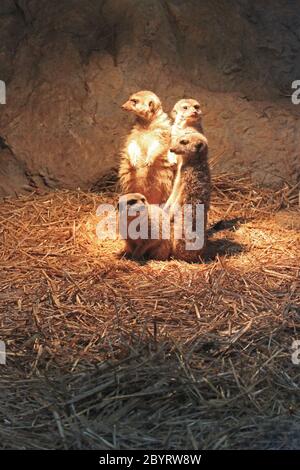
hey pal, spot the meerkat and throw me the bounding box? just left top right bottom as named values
left=118, top=193, right=172, bottom=260
left=166, top=131, right=211, bottom=262
left=167, top=98, right=204, bottom=165
left=119, top=90, right=176, bottom=205
left=171, top=98, right=204, bottom=133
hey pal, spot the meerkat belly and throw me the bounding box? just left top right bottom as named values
left=119, top=162, right=174, bottom=204
left=135, top=165, right=174, bottom=204
left=120, top=130, right=173, bottom=204
left=127, top=130, right=166, bottom=163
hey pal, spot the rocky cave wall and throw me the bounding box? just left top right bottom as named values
left=0, top=0, right=300, bottom=196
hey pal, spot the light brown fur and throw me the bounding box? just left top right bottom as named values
left=119, top=91, right=176, bottom=205
left=118, top=193, right=172, bottom=260
left=167, top=131, right=211, bottom=262
left=170, top=98, right=204, bottom=134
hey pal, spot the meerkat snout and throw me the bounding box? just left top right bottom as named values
left=170, top=139, right=188, bottom=153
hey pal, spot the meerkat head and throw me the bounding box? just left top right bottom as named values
left=170, top=132, right=208, bottom=159
left=121, top=91, right=163, bottom=121
left=118, top=193, right=149, bottom=240
left=117, top=193, right=148, bottom=219
left=171, top=98, right=202, bottom=125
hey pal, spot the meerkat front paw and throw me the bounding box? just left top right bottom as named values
left=145, top=155, right=153, bottom=166
left=128, top=140, right=141, bottom=166
left=167, top=150, right=177, bottom=165
left=146, top=140, right=160, bottom=166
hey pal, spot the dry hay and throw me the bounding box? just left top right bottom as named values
left=0, top=171, right=299, bottom=450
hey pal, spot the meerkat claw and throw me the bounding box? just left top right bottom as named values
left=145, top=156, right=153, bottom=166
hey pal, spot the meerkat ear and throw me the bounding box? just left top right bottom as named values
left=196, top=141, right=207, bottom=154
left=149, top=100, right=158, bottom=114
left=149, top=96, right=161, bottom=114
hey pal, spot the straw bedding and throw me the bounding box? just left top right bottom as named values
left=0, top=171, right=299, bottom=449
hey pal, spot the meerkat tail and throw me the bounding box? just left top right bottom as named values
left=163, top=157, right=183, bottom=215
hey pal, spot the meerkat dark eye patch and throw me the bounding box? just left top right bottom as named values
left=127, top=199, right=138, bottom=206
left=196, top=142, right=204, bottom=151
left=183, top=106, right=188, bottom=110
left=179, top=139, right=189, bottom=145
left=130, top=99, right=138, bottom=105
left=194, top=105, right=200, bottom=110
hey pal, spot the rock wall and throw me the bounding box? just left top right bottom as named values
left=0, top=0, right=299, bottom=196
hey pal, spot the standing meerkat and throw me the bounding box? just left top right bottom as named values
left=118, top=193, right=172, bottom=260
left=119, top=90, right=176, bottom=205
left=168, top=98, right=204, bottom=165
left=167, top=131, right=211, bottom=262
left=165, top=97, right=207, bottom=211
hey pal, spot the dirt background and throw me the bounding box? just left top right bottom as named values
left=0, top=0, right=299, bottom=196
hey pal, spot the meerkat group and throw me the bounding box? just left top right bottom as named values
left=118, top=91, right=211, bottom=261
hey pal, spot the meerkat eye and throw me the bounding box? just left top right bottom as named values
left=149, top=100, right=153, bottom=107
left=183, top=106, right=188, bottom=110
left=130, top=99, right=138, bottom=105
left=179, top=139, right=188, bottom=145
left=127, top=199, right=138, bottom=206
left=194, top=105, right=200, bottom=110
left=141, top=197, right=146, bottom=203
